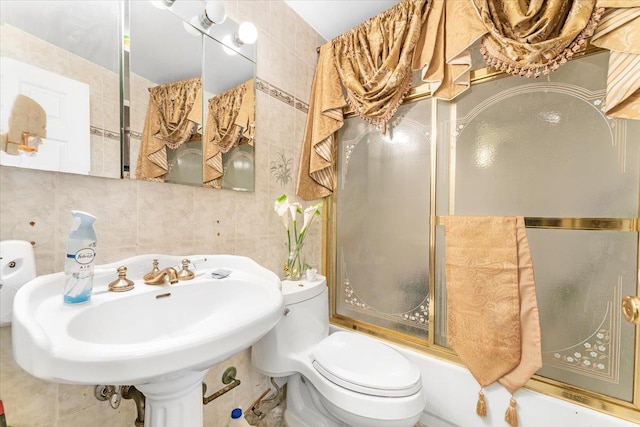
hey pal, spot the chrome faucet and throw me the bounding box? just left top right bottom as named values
left=144, top=267, right=179, bottom=285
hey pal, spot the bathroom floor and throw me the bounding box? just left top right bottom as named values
left=254, top=401, right=428, bottom=427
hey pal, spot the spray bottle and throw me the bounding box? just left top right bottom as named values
left=63, top=210, right=97, bottom=304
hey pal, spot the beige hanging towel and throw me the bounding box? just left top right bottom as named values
left=444, top=216, right=541, bottom=427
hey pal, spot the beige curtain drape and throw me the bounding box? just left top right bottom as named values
left=591, top=0, right=640, bottom=119
left=203, top=79, right=255, bottom=188
left=297, top=0, right=431, bottom=200
left=333, top=0, right=430, bottom=133
left=136, top=77, right=202, bottom=182
left=297, top=0, right=639, bottom=200
left=473, top=0, right=603, bottom=77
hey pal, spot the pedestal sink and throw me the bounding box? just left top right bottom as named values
left=12, top=254, right=284, bottom=427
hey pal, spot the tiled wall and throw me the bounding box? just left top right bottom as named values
left=0, top=1, right=323, bottom=425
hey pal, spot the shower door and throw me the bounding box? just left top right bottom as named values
left=437, top=50, right=639, bottom=410
left=333, top=100, right=433, bottom=341
left=330, top=49, right=640, bottom=420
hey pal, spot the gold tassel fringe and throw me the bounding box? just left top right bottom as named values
left=476, top=389, right=487, bottom=417
left=505, top=397, right=518, bottom=427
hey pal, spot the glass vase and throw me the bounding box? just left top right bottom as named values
left=284, top=243, right=304, bottom=280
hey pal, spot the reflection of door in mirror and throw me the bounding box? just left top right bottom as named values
left=0, top=1, right=121, bottom=178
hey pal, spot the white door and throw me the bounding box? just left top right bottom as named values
left=0, top=56, right=90, bottom=174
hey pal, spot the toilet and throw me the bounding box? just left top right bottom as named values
left=251, top=276, right=426, bottom=427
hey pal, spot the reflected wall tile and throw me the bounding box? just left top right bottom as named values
left=28, top=36, right=70, bottom=76
left=129, top=139, right=141, bottom=180
left=90, top=134, right=104, bottom=176
left=103, top=95, right=120, bottom=134
left=102, top=70, right=120, bottom=105
left=68, top=56, right=104, bottom=99
left=0, top=24, right=29, bottom=61
left=136, top=180, right=195, bottom=246
left=103, top=139, right=121, bottom=179
left=90, top=95, right=104, bottom=129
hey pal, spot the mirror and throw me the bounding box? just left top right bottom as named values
left=0, top=0, right=257, bottom=192
left=129, top=1, right=256, bottom=190
left=0, top=1, right=121, bottom=178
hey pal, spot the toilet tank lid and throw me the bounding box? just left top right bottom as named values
left=312, top=331, right=422, bottom=396
left=281, top=276, right=326, bottom=305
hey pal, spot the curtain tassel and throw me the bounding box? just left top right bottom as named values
left=476, top=389, right=487, bottom=417
left=505, top=397, right=518, bottom=427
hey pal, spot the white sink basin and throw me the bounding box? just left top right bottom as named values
left=12, top=254, right=283, bottom=388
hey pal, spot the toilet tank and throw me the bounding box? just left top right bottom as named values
left=251, top=276, right=329, bottom=377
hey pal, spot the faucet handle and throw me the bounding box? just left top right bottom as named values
left=108, top=266, right=134, bottom=292
left=143, top=259, right=160, bottom=282
left=178, top=259, right=195, bottom=280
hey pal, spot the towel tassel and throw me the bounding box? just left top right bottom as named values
left=505, top=397, right=518, bottom=427
left=476, top=389, right=487, bottom=417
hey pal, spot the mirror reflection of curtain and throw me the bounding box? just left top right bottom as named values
left=203, top=79, right=255, bottom=188
left=136, top=77, right=202, bottom=182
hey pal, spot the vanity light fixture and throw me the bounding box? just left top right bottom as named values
left=235, top=22, right=258, bottom=46
left=222, top=21, right=257, bottom=56
left=199, top=0, right=227, bottom=29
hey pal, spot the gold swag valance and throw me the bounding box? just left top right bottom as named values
left=297, top=0, right=640, bottom=201
left=203, top=79, right=255, bottom=188
left=136, top=77, right=202, bottom=182
left=297, top=0, right=432, bottom=200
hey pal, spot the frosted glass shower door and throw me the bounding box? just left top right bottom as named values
left=438, top=51, right=639, bottom=403
left=335, top=100, right=432, bottom=338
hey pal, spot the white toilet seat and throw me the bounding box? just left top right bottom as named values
left=311, top=331, right=422, bottom=398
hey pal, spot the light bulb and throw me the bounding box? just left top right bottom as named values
left=222, top=35, right=238, bottom=56
left=201, top=1, right=226, bottom=28
left=183, top=20, right=201, bottom=37
left=237, top=21, right=257, bottom=45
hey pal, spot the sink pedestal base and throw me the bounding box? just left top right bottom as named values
left=136, top=370, right=208, bottom=427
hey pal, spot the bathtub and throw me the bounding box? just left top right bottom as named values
left=330, top=326, right=636, bottom=427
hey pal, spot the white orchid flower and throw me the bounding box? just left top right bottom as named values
left=289, top=202, right=302, bottom=222
left=274, top=194, right=291, bottom=230
left=300, top=202, right=323, bottom=234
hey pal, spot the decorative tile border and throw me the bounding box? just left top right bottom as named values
left=89, top=126, right=142, bottom=141
left=270, top=87, right=295, bottom=106
left=90, top=126, right=120, bottom=142
left=256, top=77, right=309, bottom=113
